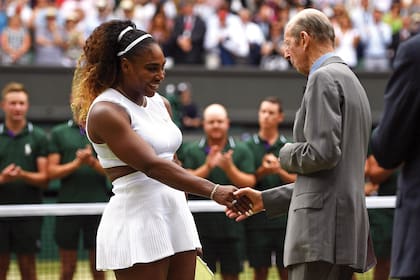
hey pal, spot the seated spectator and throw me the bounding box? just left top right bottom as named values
left=1, top=14, right=32, bottom=65
left=34, top=7, right=66, bottom=66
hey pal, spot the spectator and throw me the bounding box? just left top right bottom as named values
left=61, top=12, right=85, bottom=67
left=193, top=0, right=216, bottom=22
left=244, top=96, right=296, bottom=280
left=182, top=103, right=256, bottom=280
left=58, top=0, right=95, bottom=26
left=388, top=15, right=414, bottom=61
left=113, top=0, right=142, bottom=29
left=5, top=0, right=33, bottom=27
left=364, top=153, right=398, bottom=280
left=408, top=8, right=420, bottom=35
left=204, top=2, right=249, bottom=67
left=167, top=0, right=207, bottom=65
left=133, top=0, right=156, bottom=31
left=253, top=2, right=276, bottom=40
left=259, top=18, right=289, bottom=70
left=238, top=7, right=265, bottom=66
left=34, top=7, right=66, bottom=66
left=0, top=2, right=7, bottom=34
left=228, top=0, right=247, bottom=14
left=163, top=83, right=182, bottom=128
left=84, top=0, right=114, bottom=38
left=0, top=82, right=49, bottom=280
left=147, top=4, right=172, bottom=57
left=47, top=118, right=110, bottom=280
left=1, top=14, right=32, bottom=65
left=334, top=10, right=360, bottom=69
left=361, top=7, right=392, bottom=71
left=28, top=0, right=59, bottom=31
left=383, top=1, right=403, bottom=35
left=150, top=0, right=178, bottom=22
left=350, top=0, right=374, bottom=64
left=177, top=82, right=201, bottom=131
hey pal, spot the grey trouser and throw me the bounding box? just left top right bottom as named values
left=288, top=261, right=354, bottom=280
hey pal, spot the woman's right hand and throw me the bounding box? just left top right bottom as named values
left=212, top=185, right=254, bottom=214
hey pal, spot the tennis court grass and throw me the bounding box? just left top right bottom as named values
left=6, top=260, right=374, bottom=280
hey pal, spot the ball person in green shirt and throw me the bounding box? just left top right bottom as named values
left=182, top=103, right=256, bottom=280
left=245, top=97, right=296, bottom=280
left=0, top=82, right=49, bottom=280
left=364, top=153, right=398, bottom=280
left=48, top=119, right=110, bottom=280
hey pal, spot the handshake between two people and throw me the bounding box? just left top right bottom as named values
left=211, top=185, right=265, bottom=222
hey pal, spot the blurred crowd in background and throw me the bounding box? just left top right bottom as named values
left=0, top=0, right=419, bottom=70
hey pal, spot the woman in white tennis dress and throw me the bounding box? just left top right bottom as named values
left=70, top=20, right=241, bottom=280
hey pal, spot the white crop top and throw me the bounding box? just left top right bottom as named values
left=86, top=89, right=182, bottom=168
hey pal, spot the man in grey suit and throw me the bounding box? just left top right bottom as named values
left=228, top=8, right=376, bottom=280
left=370, top=33, right=420, bottom=280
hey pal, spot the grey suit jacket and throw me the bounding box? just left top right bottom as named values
left=371, top=34, right=420, bottom=278
left=262, top=56, right=375, bottom=272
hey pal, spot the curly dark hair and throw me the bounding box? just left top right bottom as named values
left=71, top=20, right=156, bottom=124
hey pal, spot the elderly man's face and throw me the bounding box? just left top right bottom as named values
left=283, top=28, right=309, bottom=75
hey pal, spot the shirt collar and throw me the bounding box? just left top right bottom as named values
left=0, top=122, right=32, bottom=137
left=309, top=52, right=334, bottom=76
left=199, top=136, right=236, bottom=153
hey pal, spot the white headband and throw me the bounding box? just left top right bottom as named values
left=117, top=26, right=134, bottom=42
left=117, top=34, right=153, bottom=57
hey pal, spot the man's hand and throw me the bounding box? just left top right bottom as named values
left=226, top=187, right=264, bottom=222
left=0, top=163, right=21, bottom=183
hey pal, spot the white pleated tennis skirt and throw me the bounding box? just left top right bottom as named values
left=96, top=172, right=201, bottom=270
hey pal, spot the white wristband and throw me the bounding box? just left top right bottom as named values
left=210, top=184, right=220, bottom=200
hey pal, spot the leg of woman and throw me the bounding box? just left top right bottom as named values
left=16, top=254, right=37, bottom=280
left=88, top=249, right=105, bottom=280
left=59, top=249, right=78, bottom=280
left=254, top=267, right=269, bottom=280
left=277, top=266, right=288, bottom=280
left=0, top=254, right=11, bottom=280
left=114, top=257, right=170, bottom=280
left=168, top=250, right=197, bottom=280
left=373, top=258, right=391, bottom=280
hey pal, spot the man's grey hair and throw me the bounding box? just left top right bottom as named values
left=286, top=8, right=335, bottom=45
